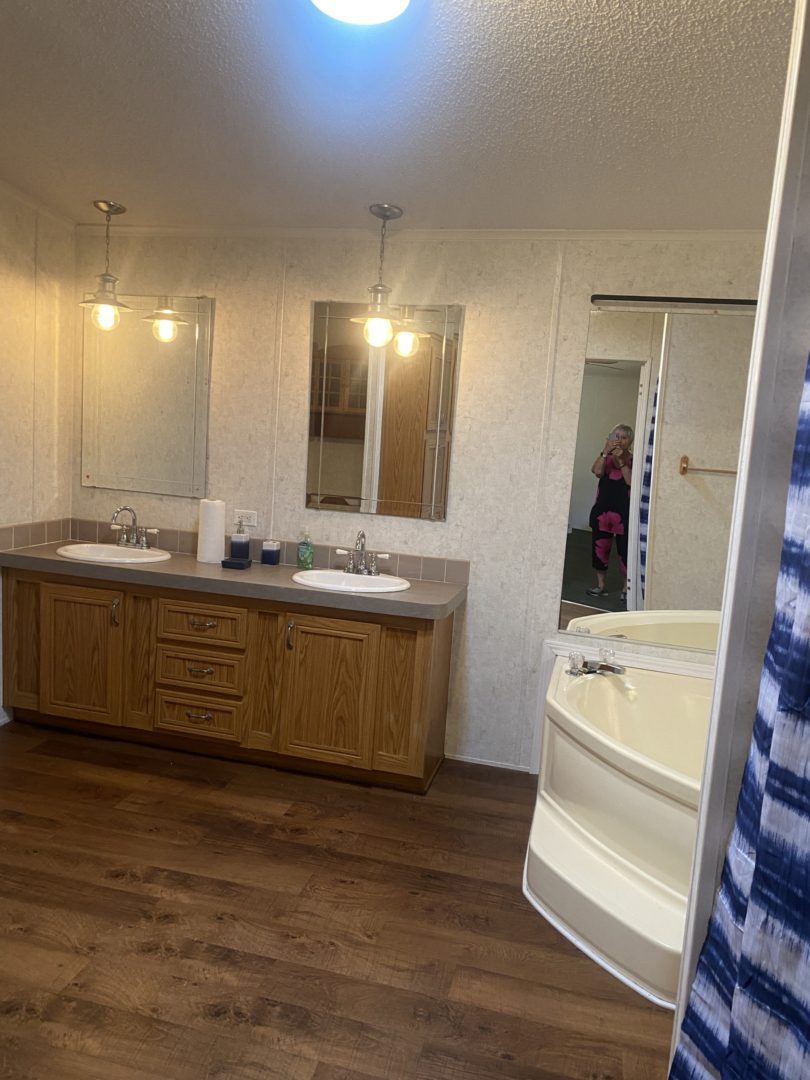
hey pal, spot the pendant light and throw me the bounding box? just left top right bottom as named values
left=393, top=305, right=427, bottom=358
left=143, top=296, right=188, bottom=344
left=351, top=203, right=403, bottom=347
left=79, top=200, right=130, bottom=331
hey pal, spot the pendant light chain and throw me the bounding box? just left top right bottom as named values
left=377, top=219, right=387, bottom=286
left=104, top=212, right=112, bottom=275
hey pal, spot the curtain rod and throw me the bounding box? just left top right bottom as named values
left=591, top=294, right=757, bottom=313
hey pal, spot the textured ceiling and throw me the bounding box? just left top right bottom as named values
left=0, top=0, right=795, bottom=230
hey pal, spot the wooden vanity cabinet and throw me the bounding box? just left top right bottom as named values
left=40, top=582, right=125, bottom=726
left=277, top=612, right=381, bottom=769
left=2, top=569, right=454, bottom=792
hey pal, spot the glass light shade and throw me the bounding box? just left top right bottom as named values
left=310, top=0, right=409, bottom=24
left=364, top=316, right=394, bottom=347
left=153, top=318, right=179, bottom=343
left=143, top=297, right=188, bottom=344
left=393, top=330, right=420, bottom=357
left=81, top=273, right=130, bottom=331
left=91, top=303, right=120, bottom=332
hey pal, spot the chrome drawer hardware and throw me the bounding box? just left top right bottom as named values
left=189, top=617, right=218, bottom=630
left=185, top=710, right=214, bottom=724
left=187, top=664, right=215, bottom=677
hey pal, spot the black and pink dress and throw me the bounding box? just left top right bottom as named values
left=589, top=455, right=632, bottom=576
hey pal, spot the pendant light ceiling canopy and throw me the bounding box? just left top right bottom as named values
left=79, top=199, right=130, bottom=331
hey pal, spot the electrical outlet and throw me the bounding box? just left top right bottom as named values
left=234, top=509, right=258, bottom=528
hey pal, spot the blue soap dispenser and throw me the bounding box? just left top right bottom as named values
left=230, top=517, right=251, bottom=559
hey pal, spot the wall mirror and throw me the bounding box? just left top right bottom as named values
left=306, top=301, right=463, bottom=520
left=559, top=296, right=756, bottom=652
left=81, top=295, right=214, bottom=498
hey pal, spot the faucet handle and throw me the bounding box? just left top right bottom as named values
left=111, top=523, right=126, bottom=545
left=567, top=651, right=585, bottom=675
left=145, top=528, right=159, bottom=549
left=598, top=646, right=616, bottom=664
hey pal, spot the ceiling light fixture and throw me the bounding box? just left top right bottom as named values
left=393, top=304, right=428, bottom=358
left=79, top=200, right=130, bottom=332
left=352, top=202, right=403, bottom=348
left=144, top=296, right=188, bottom=344
left=310, top=0, right=409, bottom=25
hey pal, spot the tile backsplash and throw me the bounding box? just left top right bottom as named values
left=0, top=518, right=470, bottom=585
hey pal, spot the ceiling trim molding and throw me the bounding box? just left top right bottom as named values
left=74, top=223, right=766, bottom=244
left=0, top=178, right=75, bottom=227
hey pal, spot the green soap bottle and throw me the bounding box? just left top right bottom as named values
left=297, top=531, right=314, bottom=570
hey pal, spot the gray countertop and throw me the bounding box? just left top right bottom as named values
left=0, top=543, right=466, bottom=620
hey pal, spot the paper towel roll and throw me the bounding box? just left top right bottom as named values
left=196, top=499, right=226, bottom=563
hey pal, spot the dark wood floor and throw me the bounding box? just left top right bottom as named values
left=0, top=720, right=672, bottom=1079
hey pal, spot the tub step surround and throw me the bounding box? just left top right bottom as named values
left=0, top=519, right=469, bottom=585
left=525, top=650, right=714, bottom=1008
left=524, top=796, right=686, bottom=1008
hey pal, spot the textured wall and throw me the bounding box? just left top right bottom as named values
left=647, top=312, right=755, bottom=610
left=0, top=183, right=74, bottom=527
left=73, top=229, right=764, bottom=767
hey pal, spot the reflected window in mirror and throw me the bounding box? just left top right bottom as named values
left=81, top=295, right=214, bottom=498
left=307, top=301, right=463, bottom=521
left=559, top=299, right=756, bottom=652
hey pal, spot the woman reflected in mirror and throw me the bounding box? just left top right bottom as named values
left=587, top=424, right=634, bottom=602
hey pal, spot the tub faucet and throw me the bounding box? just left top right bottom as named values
left=567, top=648, right=626, bottom=677
left=596, top=647, right=626, bottom=674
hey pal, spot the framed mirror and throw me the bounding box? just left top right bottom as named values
left=559, top=296, right=756, bottom=652
left=81, top=295, right=214, bottom=498
left=306, top=301, right=463, bottom=520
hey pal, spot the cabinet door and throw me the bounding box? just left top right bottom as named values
left=40, top=583, right=124, bottom=725
left=279, top=613, right=380, bottom=768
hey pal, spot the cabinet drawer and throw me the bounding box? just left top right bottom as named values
left=155, top=690, right=241, bottom=741
left=156, top=646, right=245, bottom=696
left=158, top=600, right=247, bottom=648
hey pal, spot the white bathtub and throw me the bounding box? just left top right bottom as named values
left=523, top=656, right=712, bottom=1007
left=566, top=609, right=720, bottom=651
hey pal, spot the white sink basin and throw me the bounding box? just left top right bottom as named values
left=292, top=569, right=410, bottom=593
left=56, top=543, right=172, bottom=565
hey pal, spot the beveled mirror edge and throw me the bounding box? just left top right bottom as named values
left=306, top=300, right=465, bottom=523
left=81, top=294, right=215, bottom=500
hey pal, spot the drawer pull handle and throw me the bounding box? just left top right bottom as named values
left=286, top=620, right=295, bottom=650
left=185, top=710, right=214, bottom=724
left=187, top=664, right=215, bottom=677
left=189, top=617, right=218, bottom=631
left=111, top=598, right=120, bottom=626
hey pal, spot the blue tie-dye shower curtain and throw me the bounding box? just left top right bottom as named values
left=670, top=358, right=810, bottom=1078
left=638, top=383, right=658, bottom=604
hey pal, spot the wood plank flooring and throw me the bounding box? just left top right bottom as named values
left=0, top=721, right=673, bottom=1079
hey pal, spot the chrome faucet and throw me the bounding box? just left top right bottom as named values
left=110, top=505, right=159, bottom=549
left=334, top=530, right=390, bottom=576
left=567, top=648, right=626, bottom=677
left=355, top=530, right=367, bottom=574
